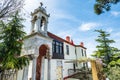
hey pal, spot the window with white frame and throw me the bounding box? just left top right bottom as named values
left=66, top=45, right=69, bottom=55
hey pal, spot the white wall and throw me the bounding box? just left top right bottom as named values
left=63, top=42, right=88, bottom=77
left=17, top=70, right=23, bottom=80
left=76, top=47, right=87, bottom=68
left=76, top=47, right=82, bottom=59
left=50, top=59, right=65, bottom=80
left=64, top=42, right=76, bottom=60
left=62, top=60, right=73, bottom=78
left=22, top=34, right=52, bottom=56
left=49, top=59, right=76, bottom=79
left=50, top=60, right=57, bottom=80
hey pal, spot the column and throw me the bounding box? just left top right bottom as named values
left=32, top=55, right=38, bottom=80
left=31, top=20, right=35, bottom=33
left=22, top=66, right=29, bottom=80
left=41, top=57, right=45, bottom=80
left=44, top=21, right=48, bottom=36
left=48, top=55, right=52, bottom=80
left=37, top=17, right=41, bottom=32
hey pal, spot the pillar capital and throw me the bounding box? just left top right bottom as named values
left=33, top=54, right=39, bottom=58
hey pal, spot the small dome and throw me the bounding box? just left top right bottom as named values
left=39, top=6, right=46, bottom=13
left=31, top=2, right=48, bottom=16
left=37, top=2, right=46, bottom=13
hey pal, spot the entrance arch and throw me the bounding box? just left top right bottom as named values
left=36, top=44, right=49, bottom=80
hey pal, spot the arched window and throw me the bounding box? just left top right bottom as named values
left=40, top=17, right=46, bottom=31
left=32, top=15, right=37, bottom=32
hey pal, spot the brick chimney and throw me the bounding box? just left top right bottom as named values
left=66, top=36, right=70, bottom=42
left=80, top=42, right=84, bottom=47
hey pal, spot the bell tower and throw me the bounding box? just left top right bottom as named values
left=31, top=2, right=50, bottom=36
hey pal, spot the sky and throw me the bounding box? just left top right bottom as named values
left=22, top=0, right=120, bottom=57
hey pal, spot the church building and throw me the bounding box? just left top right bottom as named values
left=17, top=3, right=88, bottom=80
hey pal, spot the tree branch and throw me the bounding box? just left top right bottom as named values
left=0, top=0, right=24, bottom=19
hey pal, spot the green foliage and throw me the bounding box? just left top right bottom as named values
left=92, top=29, right=115, bottom=64
left=0, top=12, right=29, bottom=70
left=92, top=51, right=102, bottom=57
left=109, top=52, right=120, bottom=67
left=94, top=4, right=103, bottom=15
left=92, top=29, right=120, bottom=79
left=94, top=0, right=120, bottom=15
left=107, top=65, right=120, bottom=80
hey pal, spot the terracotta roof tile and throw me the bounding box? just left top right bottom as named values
left=47, top=32, right=74, bottom=46
left=47, top=32, right=87, bottom=49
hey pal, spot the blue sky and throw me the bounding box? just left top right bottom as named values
left=23, top=0, right=120, bottom=57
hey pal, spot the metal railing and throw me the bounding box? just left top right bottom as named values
left=68, top=69, right=82, bottom=75
left=67, top=68, right=92, bottom=80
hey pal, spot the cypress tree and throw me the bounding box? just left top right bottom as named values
left=0, top=12, right=29, bottom=79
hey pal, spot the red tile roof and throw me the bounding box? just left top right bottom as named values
left=47, top=32, right=66, bottom=42
left=75, top=45, right=87, bottom=49
left=47, top=32, right=86, bottom=49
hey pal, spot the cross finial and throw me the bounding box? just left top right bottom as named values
left=40, top=2, right=43, bottom=7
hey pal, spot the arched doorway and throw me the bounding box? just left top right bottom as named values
left=36, top=44, right=49, bottom=80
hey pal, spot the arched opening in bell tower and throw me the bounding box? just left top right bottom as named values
left=36, top=44, right=49, bottom=80
left=40, top=16, right=46, bottom=31
left=32, top=15, right=38, bottom=33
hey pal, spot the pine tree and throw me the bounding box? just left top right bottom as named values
left=92, top=29, right=120, bottom=79
left=92, top=29, right=115, bottom=65
left=0, top=12, right=29, bottom=80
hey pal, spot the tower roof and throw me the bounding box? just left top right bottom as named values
left=31, top=2, right=49, bottom=17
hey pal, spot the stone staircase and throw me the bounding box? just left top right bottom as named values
left=64, top=70, right=92, bottom=80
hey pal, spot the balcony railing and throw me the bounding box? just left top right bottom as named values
left=68, top=69, right=82, bottom=75
left=64, top=68, right=92, bottom=80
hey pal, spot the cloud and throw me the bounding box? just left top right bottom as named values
left=85, top=42, right=96, bottom=57
left=52, top=10, right=79, bottom=22
left=56, top=29, right=77, bottom=39
left=111, top=11, right=120, bottom=16
left=23, top=0, right=59, bottom=17
left=113, top=32, right=120, bottom=37
left=79, top=22, right=100, bottom=31
left=111, top=37, right=120, bottom=50
left=106, top=28, right=113, bottom=33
